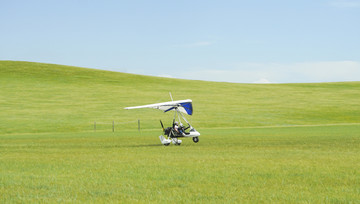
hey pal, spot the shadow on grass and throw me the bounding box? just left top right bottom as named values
left=125, top=144, right=164, bottom=148
left=102, top=143, right=164, bottom=148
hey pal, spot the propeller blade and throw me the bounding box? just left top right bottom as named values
left=160, top=120, right=165, bottom=131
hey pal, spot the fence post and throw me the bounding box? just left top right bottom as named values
left=138, top=119, right=140, bottom=132
left=112, top=120, right=115, bottom=132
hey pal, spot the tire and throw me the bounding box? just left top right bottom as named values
left=192, top=137, right=199, bottom=143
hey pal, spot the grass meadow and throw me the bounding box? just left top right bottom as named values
left=1, top=61, right=360, bottom=202
left=1, top=126, right=359, bottom=203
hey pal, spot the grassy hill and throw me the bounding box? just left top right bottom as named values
left=1, top=61, right=359, bottom=202
left=1, top=61, right=359, bottom=134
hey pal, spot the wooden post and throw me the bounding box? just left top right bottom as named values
left=112, top=120, right=115, bottom=132
left=138, top=119, right=140, bottom=132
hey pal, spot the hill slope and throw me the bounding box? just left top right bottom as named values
left=1, top=61, right=359, bottom=134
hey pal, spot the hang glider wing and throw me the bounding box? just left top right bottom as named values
left=125, top=99, right=193, bottom=115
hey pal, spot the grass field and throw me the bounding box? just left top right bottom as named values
left=1, top=61, right=360, bottom=202
left=1, top=126, right=360, bottom=203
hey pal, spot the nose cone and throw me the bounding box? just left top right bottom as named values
left=193, top=131, right=200, bottom=137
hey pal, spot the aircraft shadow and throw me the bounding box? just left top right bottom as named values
left=125, top=144, right=163, bottom=148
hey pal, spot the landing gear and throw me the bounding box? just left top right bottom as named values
left=192, top=137, right=199, bottom=143
left=159, top=135, right=171, bottom=146
left=172, top=138, right=182, bottom=146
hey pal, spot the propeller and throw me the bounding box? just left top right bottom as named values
left=160, top=120, right=165, bottom=131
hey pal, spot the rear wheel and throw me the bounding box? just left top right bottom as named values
left=192, top=137, right=199, bottom=143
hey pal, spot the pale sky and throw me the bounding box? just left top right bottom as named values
left=1, top=0, right=360, bottom=83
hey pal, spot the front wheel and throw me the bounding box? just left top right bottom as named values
left=192, top=137, right=199, bottom=143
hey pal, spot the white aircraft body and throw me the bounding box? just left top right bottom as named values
left=125, top=97, right=200, bottom=146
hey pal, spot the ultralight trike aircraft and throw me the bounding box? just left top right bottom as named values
left=124, top=95, right=200, bottom=146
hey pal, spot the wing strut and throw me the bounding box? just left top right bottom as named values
left=169, top=92, right=173, bottom=101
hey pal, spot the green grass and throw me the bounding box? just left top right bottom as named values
left=1, top=125, right=359, bottom=203
left=1, top=61, right=359, bottom=134
left=1, top=61, right=360, bottom=202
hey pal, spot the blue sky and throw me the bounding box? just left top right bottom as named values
left=1, top=0, right=360, bottom=83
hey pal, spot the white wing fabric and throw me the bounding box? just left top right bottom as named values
left=125, top=99, right=193, bottom=115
